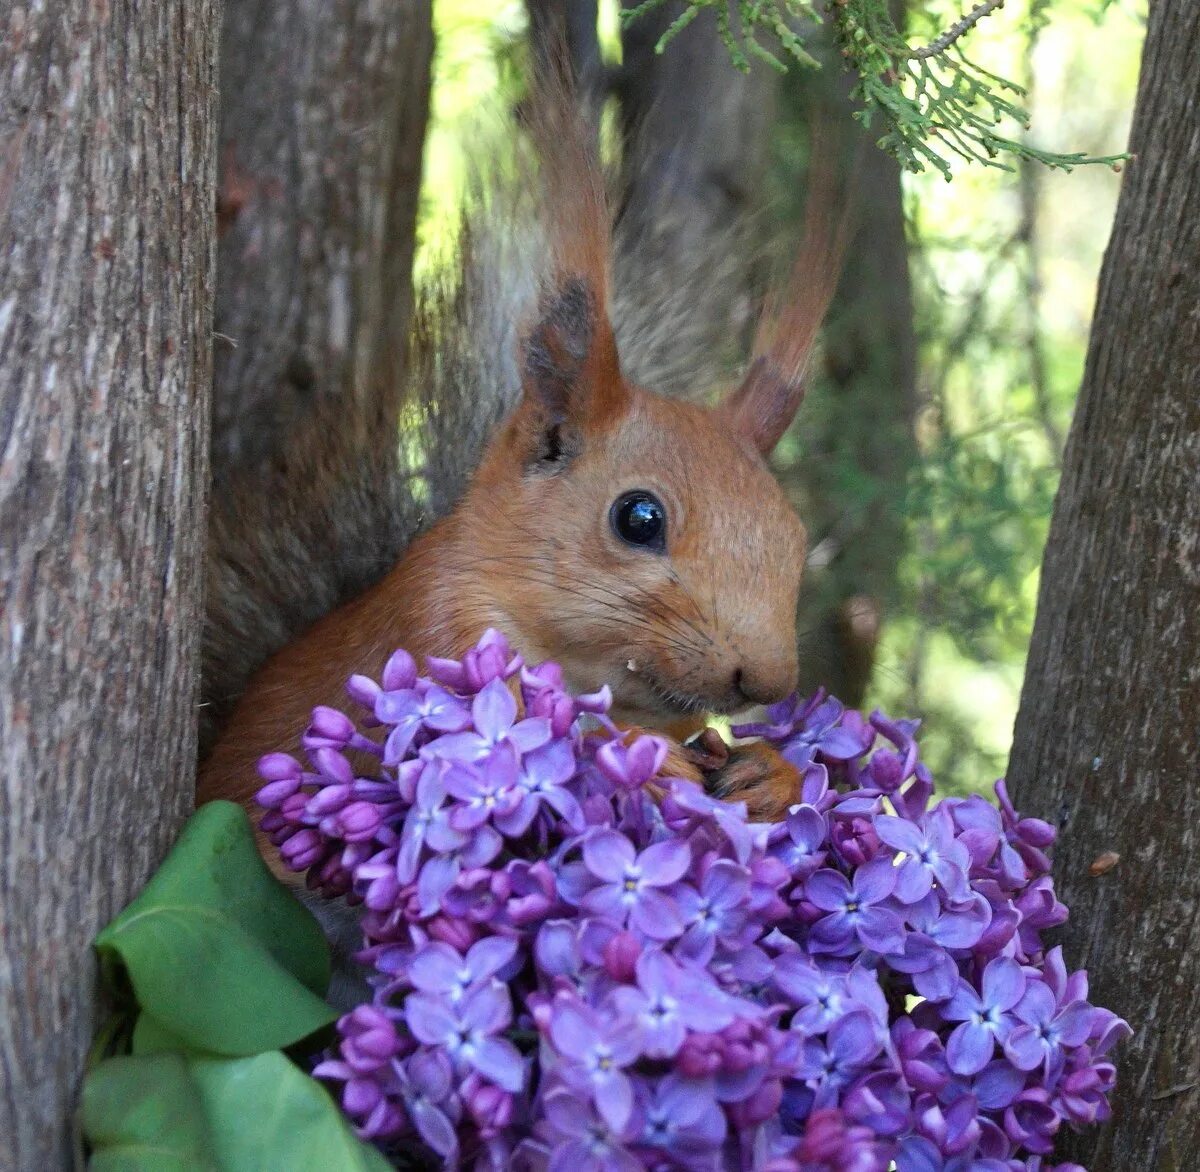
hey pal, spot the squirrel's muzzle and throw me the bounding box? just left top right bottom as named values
left=733, top=653, right=799, bottom=710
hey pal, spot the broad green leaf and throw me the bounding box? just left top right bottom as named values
left=191, top=1052, right=394, bottom=1172
left=96, top=801, right=336, bottom=1055
left=82, top=1054, right=217, bottom=1172
left=131, top=1012, right=212, bottom=1058
left=83, top=1051, right=393, bottom=1172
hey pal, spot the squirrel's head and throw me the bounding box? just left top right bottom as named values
left=455, top=85, right=843, bottom=723
left=464, top=275, right=813, bottom=723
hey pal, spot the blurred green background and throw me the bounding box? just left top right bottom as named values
left=417, top=0, right=1145, bottom=792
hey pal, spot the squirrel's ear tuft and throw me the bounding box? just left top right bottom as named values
left=517, top=275, right=626, bottom=472
left=723, top=135, right=853, bottom=456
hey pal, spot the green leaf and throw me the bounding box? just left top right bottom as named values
left=82, top=1052, right=393, bottom=1172
left=82, top=1054, right=218, bottom=1172
left=130, top=1012, right=212, bottom=1058
left=191, top=1052, right=394, bottom=1172
left=96, top=802, right=335, bottom=1056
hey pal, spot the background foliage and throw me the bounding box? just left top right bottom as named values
left=421, top=0, right=1143, bottom=791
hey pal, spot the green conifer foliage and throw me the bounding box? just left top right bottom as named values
left=623, top=0, right=1128, bottom=175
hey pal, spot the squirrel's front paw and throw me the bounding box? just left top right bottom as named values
left=680, top=728, right=801, bottom=823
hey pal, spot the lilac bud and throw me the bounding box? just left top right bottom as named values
left=830, top=814, right=880, bottom=867
left=311, top=746, right=354, bottom=786
left=602, top=931, right=640, bottom=982
left=1003, top=1090, right=1060, bottom=1155
left=280, top=829, right=325, bottom=871
left=312, top=853, right=353, bottom=898
left=360, top=869, right=401, bottom=912
left=1017, top=816, right=1056, bottom=848
left=426, top=915, right=479, bottom=953
left=304, top=705, right=356, bottom=750
left=257, top=752, right=303, bottom=782
left=866, top=748, right=905, bottom=792
left=278, top=790, right=308, bottom=819
left=255, top=776, right=301, bottom=807
left=729, top=1077, right=783, bottom=1127
left=341, top=1077, right=383, bottom=1117
left=339, top=1005, right=404, bottom=1073
left=462, top=1072, right=515, bottom=1137
left=306, top=782, right=352, bottom=818
left=345, top=673, right=382, bottom=711
left=463, top=646, right=515, bottom=692
left=677, top=1033, right=723, bottom=1078
left=381, top=648, right=418, bottom=691
left=333, top=800, right=384, bottom=842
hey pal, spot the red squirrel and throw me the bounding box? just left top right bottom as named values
left=198, top=88, right=844, bottom=851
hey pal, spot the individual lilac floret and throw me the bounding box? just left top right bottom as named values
left=874, top=807, right=971, bottom=903
left=943, top=957, right=1027, bottom=1075
left=577, top=830, right=690, bottom=941
left=805, top=857, right=905, bottom=955
left=253, top=629, right=1129, bottom=1170
left=796, top=1010, right=883, bottom=1108
left=405, top=981, right=525, bottom=1093
left=546, top=995, right=642, bottom=1131
left=424, top=677, right=550, bottom=762
left=769, top=803, right=829, bottom=881
left=537, top=1089, right=641, bottom=1172
left=610, top=949, right=735, bottom=1058
left=376, top=683, right=471, bottom=765
left=633, top=1071, right=727, bottom=1155
left=1004, top=980, right=1098, bottom=1076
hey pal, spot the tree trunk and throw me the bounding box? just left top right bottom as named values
left=0, top=2, right=218, bottom=1166
left=1007, top=2, right=1200, bottom=1166
left=201, top=1, right=434, bottom=748
left=211, top=0, right=433, bottom=474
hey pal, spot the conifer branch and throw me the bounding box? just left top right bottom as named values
left=909, top=0, right=1007, bottom=60
left=620, top=0, right=1129, bottom=177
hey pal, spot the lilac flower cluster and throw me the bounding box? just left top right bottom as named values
left=256, top=630, right=1129, bottom=1171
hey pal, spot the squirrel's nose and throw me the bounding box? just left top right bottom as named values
left=733, top=655, right=798, bottom=707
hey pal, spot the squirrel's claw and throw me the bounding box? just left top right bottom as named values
left=682, top=727, right=801, bottom=823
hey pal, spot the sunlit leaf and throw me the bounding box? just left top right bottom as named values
left=96, top=802, right=335, bottom=1056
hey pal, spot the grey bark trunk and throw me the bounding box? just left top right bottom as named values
left=1007, top=1, right=1200, bottom=1166
left=0, top=2, right=219, bottom=1167
left=201, top=1, right=434, bottom=749
left=211, top=0, right=433, bottom=474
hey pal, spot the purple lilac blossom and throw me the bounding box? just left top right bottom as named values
left=255, top=628, right=1130, bottom=1171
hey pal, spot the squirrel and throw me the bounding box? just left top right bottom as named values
left=197, top=76, right=846, bottom=881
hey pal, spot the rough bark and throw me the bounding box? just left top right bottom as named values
left=0, top=1, right=218, bottom=1166
left=1007, top=2, right=1200, bottom=1166
left=201, top=1, right=434, bottom=749
left=211, top=0, right=433, bottom=473
left=614, top=0, right=777, bottom=399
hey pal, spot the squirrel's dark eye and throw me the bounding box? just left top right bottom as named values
left=610, top=491, right=667, bottom=551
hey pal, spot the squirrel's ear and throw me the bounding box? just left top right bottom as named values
left=516, top=275, right=627, bottom=471
left=721, top=357, right=807, bottom=456
left=723, top=135, right=852, bottom=456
